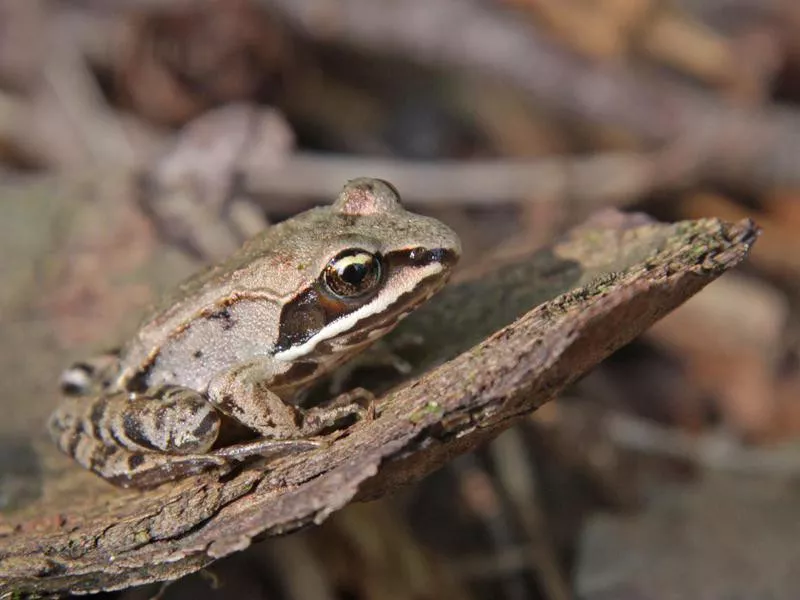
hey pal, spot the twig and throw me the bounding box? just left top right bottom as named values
left=605, top=410, right=800, bottom=476
left=257, top=0, right=701, bottom=141
left=5, top=0, right=800, bottom=196
left=246, top=151, right=665, bottom=207
left=453, top=455, right=532, bottom=600
left=259, top=0, right=800, bottom=190
left=491, top=429, right=572, bottom=600
left=42, top=36, right=138, bottom=168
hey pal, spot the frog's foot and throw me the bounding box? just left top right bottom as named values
left=208, top=362, right=372, bottom=440
left=59, top=349, right=122, bottom=396
left=328, top=340, right=414, bottom=395
left=208, top=363, right=305, bottom=437
left=324, top=386, right=376, bottom=412
left=300, top=387, right=376, bottom=435
left=87, top=442, right=228, bottom=489
left=48, top=386, right=226, bottom=488
left=213, top=438, right=326, bottom=461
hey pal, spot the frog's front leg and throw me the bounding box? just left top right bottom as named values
left=207, top=361, right=368, bottom=439
left=48, top=386, right=228, bottom=488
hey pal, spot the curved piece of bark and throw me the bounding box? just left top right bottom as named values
left=0, top=211, right=757, bottom=596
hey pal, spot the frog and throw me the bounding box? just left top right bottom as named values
left=48, top=178, right=461, bottom=488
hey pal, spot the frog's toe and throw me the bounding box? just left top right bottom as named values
left=213, top=438, right=327, bottom=461
left=103, top=451, right=230, bottom=489
left=300, top=395, right=372, bottom=435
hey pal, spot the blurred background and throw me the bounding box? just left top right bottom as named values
left=2, top=0, right=800, bottom=598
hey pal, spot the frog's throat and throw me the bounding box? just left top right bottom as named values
left=273, top=262, right=443, bottom=363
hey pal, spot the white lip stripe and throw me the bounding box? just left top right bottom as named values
left=274, top=263, right=443, bottom=362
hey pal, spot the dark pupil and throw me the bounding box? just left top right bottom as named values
left=341, top=262, right=367, bottom=285
left=324, top=251, right=381, bottom=298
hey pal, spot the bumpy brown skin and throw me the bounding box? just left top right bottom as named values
left=48, top=179, right=461, bottom=488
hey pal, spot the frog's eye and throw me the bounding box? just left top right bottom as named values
left=323, top=249, right=382, bottom=299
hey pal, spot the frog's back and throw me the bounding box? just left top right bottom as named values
left=119, top=207, right=334, bottom=381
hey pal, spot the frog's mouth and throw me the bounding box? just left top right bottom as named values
left=274, top=247, right=457, bottom=363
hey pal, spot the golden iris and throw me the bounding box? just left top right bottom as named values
left=323, top=250, right=382, bottom=298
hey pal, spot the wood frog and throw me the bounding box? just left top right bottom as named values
left=48, top=178, right=460, bottom=488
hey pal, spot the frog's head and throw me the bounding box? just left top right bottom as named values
left=273, top=178, right=461, bottom=363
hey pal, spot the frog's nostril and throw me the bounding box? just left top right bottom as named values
left=408, top=247, right=455, bottom=266
left=427, top=248, right=447, bottom=263
left=428, top=248, right=458, bottom=267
